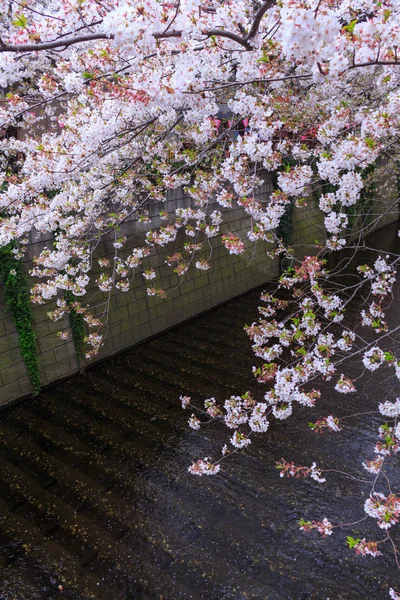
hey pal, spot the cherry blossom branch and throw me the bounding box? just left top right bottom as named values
left=0, top=1, right=277, bottom=53
left=245, top=0, right=277, bottom=41
left=0, top=32, right=110, bottom=52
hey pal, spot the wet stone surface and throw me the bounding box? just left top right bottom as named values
left=0, top=223, right=399, bottom=599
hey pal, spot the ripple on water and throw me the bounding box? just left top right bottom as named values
left=0, top=223, right=399, bottom=599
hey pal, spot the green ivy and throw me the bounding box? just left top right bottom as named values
left=0, top=243, right=40, bottom=395
left=66, top=292, right=85, bottom=365
left=276, top=202, right=294, bottom=247
left=320, top=180, right=338, bottom=196
left=272, top=161, right=295, bottom=264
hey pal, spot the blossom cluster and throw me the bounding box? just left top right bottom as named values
left=276, top=459, right=326, bottom=484
left=1, top=0, right=400, bottom=590
left=299, top=518, right=333, bottom=538
left=364, top=493, right=400, bottom=530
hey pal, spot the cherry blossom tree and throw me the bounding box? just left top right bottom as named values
left=0, top=0, right=400, bottom=594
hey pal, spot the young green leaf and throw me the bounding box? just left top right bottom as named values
left=12, top=14, right=27, bottom=28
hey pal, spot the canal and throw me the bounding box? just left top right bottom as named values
left=0, top=222, right=399, bottom=599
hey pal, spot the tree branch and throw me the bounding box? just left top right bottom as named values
left=0, top=1, right=277, bottom=53
left=0, top=32, right=109, bottom=52
left=349, top=59, right=399, bottom=69
left=245, top=0, right=277, bottom=41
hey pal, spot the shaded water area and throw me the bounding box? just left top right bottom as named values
left=0, top=223, right=399, bottom=600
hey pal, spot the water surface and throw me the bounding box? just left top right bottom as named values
left=0, top=223, right=399, bottom=600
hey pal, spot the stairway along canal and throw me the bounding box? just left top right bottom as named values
left=0, top=223, right=399, bottom=600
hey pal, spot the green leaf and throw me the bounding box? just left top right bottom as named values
left=0, top=243, right=40, bottom=394
left=12, top=13, right=27, bottom=28
left=343, top=19, right=357, bottom=34
left=257, top=50, right=270, bottom=64
left=299, top=518, right=312, bottom=526
left=365, top=137, right=376, bottom=149
left=383, top=9, right=392, bottom=23
left=82, top=71, right=94, bottom=80
left=346, top=536, right=361, bottom=549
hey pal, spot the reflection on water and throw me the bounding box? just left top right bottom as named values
left=0, top=223, right=399, bottom=600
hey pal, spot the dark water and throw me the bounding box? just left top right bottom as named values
left=0, top=223, right=399, bottom=600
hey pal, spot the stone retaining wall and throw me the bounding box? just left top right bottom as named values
left=0, top=166, right=398, bottom=407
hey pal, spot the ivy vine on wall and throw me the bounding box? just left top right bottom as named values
left=66, top=292, right=86, bottom=366
left=272, top=163, right=295, bottom=248
left=272, top=161, right=295, bottom=273
left=276, top=202, right=294, bottom=248
left=0, top=243, right=41, bottom=395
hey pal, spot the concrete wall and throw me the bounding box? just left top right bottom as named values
left=0, top=169, right=398, bottom=407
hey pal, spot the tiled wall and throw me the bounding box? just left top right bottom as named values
left=0, top=167, right=398, bottom=406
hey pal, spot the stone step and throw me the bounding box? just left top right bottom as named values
left=50, top=386, right=173, bottom=446
left=5, top=411, right=146, bottom=497
left=139, top=343, right=255, bottom=393
left=0, top=425, right=143, bottom=536
left=86, top=370, right=174, bottom=418
left=0, top=471, right=126, bottom=599
left=68, top=378, right=174, bottom=433
left=149, top=333, right=256, bottom=377
left=26, top=399, right=164, bottom=464
left=0, top=453, right=188, bottom=597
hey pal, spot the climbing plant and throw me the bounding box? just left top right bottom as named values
left=66, top=292, right=86, bottom=366
left=0, top=243, right=40, bottom=395
left=272, top=162, right=295, bottom=271
left=276, top=202, right=294, bottom=248
left=272, top=164, right=295, bottom=248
